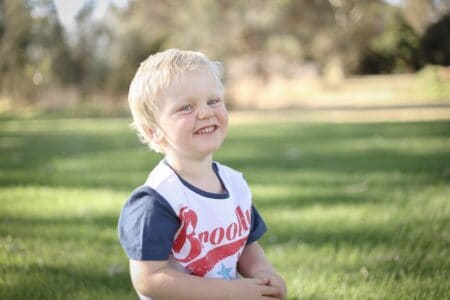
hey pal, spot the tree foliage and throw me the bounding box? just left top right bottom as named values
left=0, top=0, right=448, bottom=105
left=357, top=9, right=423, bottom=74
left=0, top=0, right=71, bottom=101
left=421, top=12, right=450, bottom=66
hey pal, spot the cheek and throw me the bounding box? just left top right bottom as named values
left=218, top=107, right=228, bottom=127
left=223, top=114, right=229, bottom=132
left=173, top=115, right=195, bottom=129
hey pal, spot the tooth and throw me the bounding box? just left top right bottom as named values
left=197, top=126, right=215, bottom=134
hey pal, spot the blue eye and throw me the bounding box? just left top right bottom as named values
left=208, top=99, right=220, bottom=105
left=180, top=105, right=193, bottom=112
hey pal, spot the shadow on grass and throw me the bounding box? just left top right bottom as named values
left=1, top=118, right=449, bottom=299
left=0, top=130, right=162, bottom=190
left=0, top=213, right=136, bottom=299
left=0, top=214, right=118, bottom=244
left=0, top=263, right=134, bottom=300
left=1, top=120, right=448, bottom=192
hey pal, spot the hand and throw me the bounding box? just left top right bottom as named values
left=227, top=278, right=281, bottom=300
left=254, top=271, right=287, bottom=300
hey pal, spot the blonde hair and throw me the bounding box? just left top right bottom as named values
left=128, top=48, right=223, bottom=153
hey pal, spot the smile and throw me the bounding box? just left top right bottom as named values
left=195, top=125, right=216, bottom=135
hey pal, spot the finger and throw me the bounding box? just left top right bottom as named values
left=260, top=285, right=281, bottom=296
left=255, top=277, right=270, bottom=286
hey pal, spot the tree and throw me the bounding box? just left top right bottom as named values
left=357, top=10, right=423, bottom=74
left=421, top=12, right=450, bottom=65
left=0, top=0, right=35, bottom=100
left=401, top=0, right=450, bottom=35
left=0, top=0, right=72, bottom=103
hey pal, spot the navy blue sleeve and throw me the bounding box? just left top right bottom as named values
left=118, top=186, right=180, bottom=260
left=246, top=205, right=267, bottom=244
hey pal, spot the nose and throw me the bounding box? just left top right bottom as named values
left=198, top=105, right=214, bottom=120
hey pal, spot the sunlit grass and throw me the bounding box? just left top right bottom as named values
left=0, top=116, right=449, bottom=299
left=0, top=186, right=133, bottom=300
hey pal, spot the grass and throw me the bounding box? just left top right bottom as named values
left=0, top=115, right=449, bottom=299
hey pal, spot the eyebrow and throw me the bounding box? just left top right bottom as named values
left=183, top=92, right=224, bottom=102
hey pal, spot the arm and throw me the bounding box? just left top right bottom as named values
left=130, top=259, right=280, bottom=300
left=238, top=242, right=287, bottom=300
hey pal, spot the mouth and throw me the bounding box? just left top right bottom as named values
left=194, top=125, right=217, bottom=135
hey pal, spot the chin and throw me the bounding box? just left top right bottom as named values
left=200, top=145, right=221, bottom=154
left=196, top=142, right=223, bottom=155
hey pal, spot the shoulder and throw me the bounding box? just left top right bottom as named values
left=213, top=161, right=245, bottom=181
left=128, top=184, right=166, bottom=202
left=119, top=185, right=176, bottom=221
left=144, top=162, right=186, bottom=213
left=118, top=185, right=181, bottom=260
left=214, top=161, right=252, bottom=198
left=145, top=160, right=179, bottom=189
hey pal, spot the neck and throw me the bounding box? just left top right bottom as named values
left=165, top=154, right=214, bottom=181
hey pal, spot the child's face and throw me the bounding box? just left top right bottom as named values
left=154, top=66, right=228, bottom=160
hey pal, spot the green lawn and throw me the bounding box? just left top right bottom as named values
left=0, top=116, right=449, bottom=299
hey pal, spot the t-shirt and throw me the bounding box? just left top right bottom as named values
left=118, top=160, right=267, bottom=281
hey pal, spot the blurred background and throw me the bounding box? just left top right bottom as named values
left=1, top=1, right=450, bottom=299
left=0, top=0, right=449, bottom=114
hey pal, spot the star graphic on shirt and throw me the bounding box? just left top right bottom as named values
left=217, top=263, right=233, bottom=280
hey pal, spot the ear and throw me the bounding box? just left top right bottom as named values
left=146, top=127, right=164, bottom=143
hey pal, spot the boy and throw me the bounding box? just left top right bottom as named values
left=118, top=49, right=286, bottom=300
